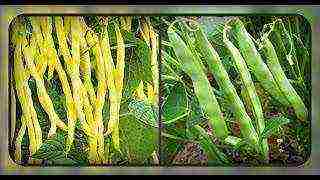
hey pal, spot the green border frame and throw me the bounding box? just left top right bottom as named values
left=0, top=5, right=319, bottom=175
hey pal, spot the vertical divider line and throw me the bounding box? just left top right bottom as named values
left=157, top=17, right=163, bottom=166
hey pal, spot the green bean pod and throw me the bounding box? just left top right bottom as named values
left=223, top=26, right=269, bottom=159
left=167, top=27, right=228, bottom=140
left=194, top=26, right=259, bottom=149
left=230, top=18, right=290, bottom=107
left=260, top=37, right=307, bottom=121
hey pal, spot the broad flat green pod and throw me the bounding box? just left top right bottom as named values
left=260, top=37, right=307, bottom=121
left=223, top=25, right=269, bottom=160
left=167, top=27, right=228, bottom=140
left=194, top=26, right=259, bottom=152
left=230, top=18, right=290, bottom=107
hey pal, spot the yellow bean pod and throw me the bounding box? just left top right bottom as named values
left=102, top=21, right=125, bottom=151
left=54, top=17, right=90, bottom=134
left=30, top=17, right=48, bottom=76
left=34, top=16, right=76, bottom=151
left=149, top=26, right=159, bottom=107
left=13, top=29, right=42, bottom=156
left=120, top=16, right=132, bottom=32
left=140, top=18, right=150, bottom=45
left=79, top=20, right=96, bottom=109
left=23, top=41, right=61, bottom=138
left=135, top=80, right=147, bottom=101
left=85, top=24, right=107, bottom=163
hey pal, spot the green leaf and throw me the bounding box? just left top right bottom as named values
left=32, top=138, right=65, bottom=160
left=260, top=116, right=291, bottom=140
left=67, top=128, right=89, bottom=166
left=165, top=123, right=188, bottom=140
left=188, top=125, right=231, bottom=166
left=32, top=129, right=87, bottom=166
left=133, top=39, right=153, bottom=84
left=118, top=113, right=158, bottom=165
left=121, top=28, right=137, bottom=45
left=162, top=50, right=182, bottom=76
left=186, top=94, right=207, bottom=128
left=128, top=99, right=158, bottom=128
left=160, top=136, right=184, bottom=166
left=162, top=83, right=188, bottom=125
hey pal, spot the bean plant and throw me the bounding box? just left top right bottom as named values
left=161, top=16, right=310, bottom=166
left=10, top=16, right=159, bottom=166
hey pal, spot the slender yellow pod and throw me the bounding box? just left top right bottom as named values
left=14, top=63, right=38, bottom=157
left=138, top=20, right=159, bottom=107
left=99, top=20, right=125, bottom=151
left=149, top=26, right=159, bottom=107
left=70, top=17, right=95, bottom=128
left=99, top=20, right=115, bottom=94
left=104, top=22, right=126, bottom=151
left=13, top=33, right=42, bottom=155
left=30, top=17, right=48, bottom=76
left=34, top=16, right=76, bottom=151
left=23, top=41, right=62, bottom=138
left=88, top=138, right=98, bottom=164
left=25, top=87, right=43, bottom=154
left=85, top=25, right=107, bottom=163
left=28, top=35, right=67, bottom=132
left=54, top=17, right=73, bottom=64
left=147, top=82, right=156, bottom=105
left=54, top=17, right=89, bottom=133
left=70, top=17, right=81, bottom=69
left=135, top=80, right=147, bottom=101
left=64, top=16, right=71, bottom=36
left=100, top=20, right=116, bottom=92
left=97, top=18, right=118, bottom=153
left=69, top=17, right=104, bottom=162
left=140, top=18, right=150, bottom=45
left=115, top=23, right=125, bottom=92
left=38, top=16, right=55, bottom=80
left=120, top=16, right=132, bottom=32
left=26, top=85, right=43, bottom=150
left=79, top=26, right=96, bottom=109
